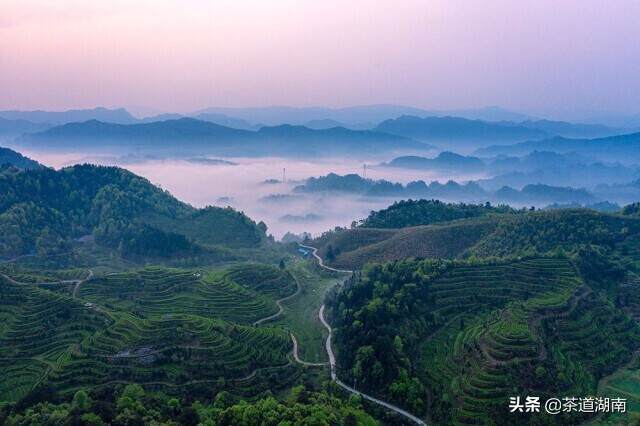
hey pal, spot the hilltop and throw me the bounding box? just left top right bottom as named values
left=312, top=207, right=640, bottom=269
left=0, top=163, right=270, bottom=260
left=358, top=199, right=514, bottom=228
left=0, top=147, right=41, bottom=169
left=382, top=152, right=485, bottom=173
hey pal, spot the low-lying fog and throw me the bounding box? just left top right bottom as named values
left=20, top=150, right=486, bottom=239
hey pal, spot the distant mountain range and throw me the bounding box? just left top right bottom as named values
left=0, top=117, right=52, bottom=139
left=18, top=118, right=431, bottom=157
left=480, top=163, right=639, bottom=191
left=382, top=150, right=639, bottom=190
left=476, top=132, right=640, bottom=163
left=139, top=112, right=258, bottom=130
left=2, top=105, right=631, bottom=146
left=375, top=115, right=549, bottom=148
left=0, top=107, right=137, bottom=125
left=194, top=105, right=435, bottom=127
left=515, top=119, right=620, bottom=139
left=194, top=105, right=541, bottom=126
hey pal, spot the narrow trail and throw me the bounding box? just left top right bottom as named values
left=73, top=269, right=94, bottom=298
left=300, top=244, right=427, bottom=426
left=1, top=268, right=93, bottom=298
left=252, top=274, right=301, bottom=326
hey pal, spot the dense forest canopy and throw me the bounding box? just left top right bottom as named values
left=0, top=164, right=267, bottom=259
left=359, top=199, right=514, bottom=229
left=0, top=384, right=377, bottom=425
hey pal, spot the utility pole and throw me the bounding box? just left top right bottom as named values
left=363, top=163, right=367, bottom=178
left=282, top=168, right=286, bottom=183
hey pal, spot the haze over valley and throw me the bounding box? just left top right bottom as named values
left=3, top=104, right=639, bottom=240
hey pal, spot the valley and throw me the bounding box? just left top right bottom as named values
left=1, top=158, right=640, bottom=424
left=5, top=2, right=640, bottom=424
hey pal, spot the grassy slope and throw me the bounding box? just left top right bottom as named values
left=272, top=261, right=338, bottom=363
left=314, top=217, right=496, bottom=270
left=314, top=210, right=640, bottom=270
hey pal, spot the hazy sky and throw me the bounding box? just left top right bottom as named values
left=1, top=0, right=639, bottom=116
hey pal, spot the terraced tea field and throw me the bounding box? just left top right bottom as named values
left=332, top=255, right=640, bottom=425
left=0, top=275, right=108, bottom=401
left=78, top=266, right=286, bottom=324
left=0, top=264, right=306, bottom=402
left=417, top=259, right=639, bottom=424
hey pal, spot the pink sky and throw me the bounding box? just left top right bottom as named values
left=1, top=0, right=639, bottom=116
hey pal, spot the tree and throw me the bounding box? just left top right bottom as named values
left=279, top=259, right=286, bottom=270
left=167, top=398, right=180, bottom=415
left=81, top=413, right=105, bottom=426
left=72, top=390, right=92, bottom=412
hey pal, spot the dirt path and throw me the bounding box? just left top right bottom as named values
left=253, top=274, right=301, bottom=326
left=73, top=269, right=94, bottom=298
left=1, top=268, right=93, bottom=297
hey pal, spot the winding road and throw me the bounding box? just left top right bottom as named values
left=300, top=244, right=427, bottom=426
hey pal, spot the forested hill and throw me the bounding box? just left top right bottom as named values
left=0, top=147, right=41, bottom=169
left=359, top=199, right=515, bottom=228
left=0, top=164, right=268, bottom=259
left=314, top=207, right=640, bottom=270
left=324, top=203, right=640, bottom=425
left=328, top=252, right=640, bottom=424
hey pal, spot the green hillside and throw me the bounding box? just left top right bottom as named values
left=0, top=164, right=269, bottom=261
left=0, top=265, right=304, bottom=404
left=313, top=209, right=640, bottom=270
left=328, top=256, right=640, bottom=425
left=359, top=199, right=514, bottom=229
